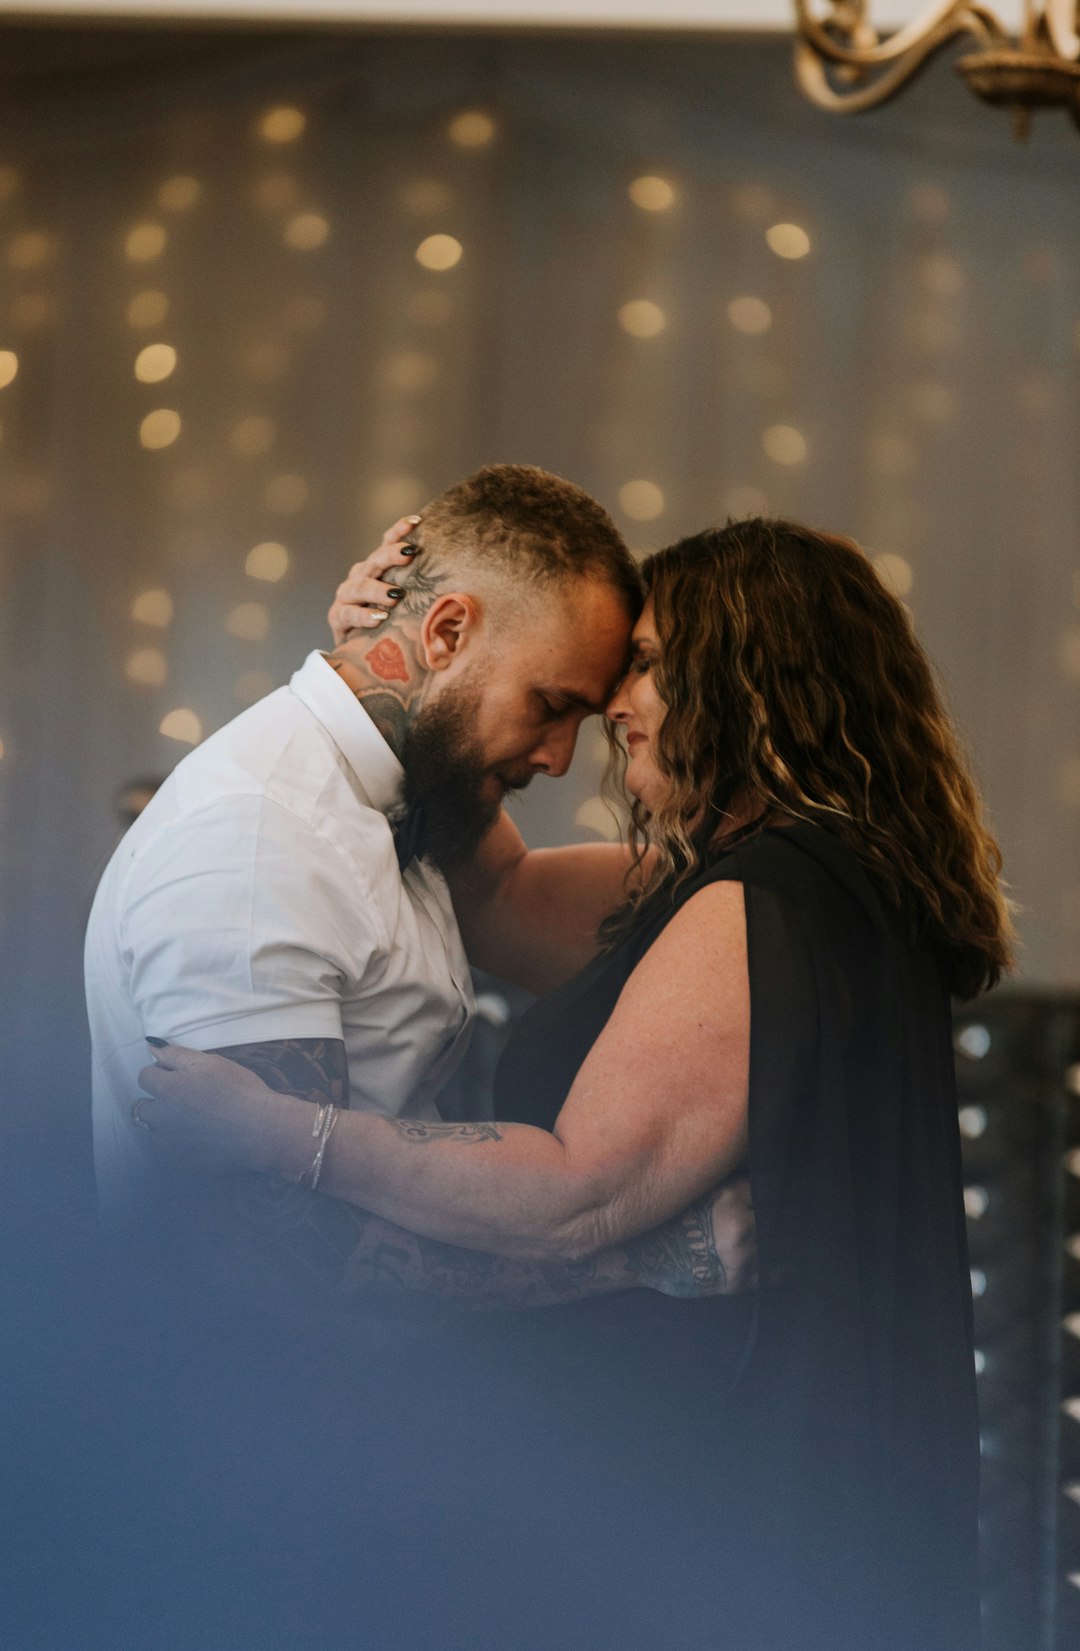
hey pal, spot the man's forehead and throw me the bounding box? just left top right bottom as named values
left=536, top=596, right=632, bottom=705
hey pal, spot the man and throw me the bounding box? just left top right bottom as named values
left=86, top=463, right=639, bottom=1303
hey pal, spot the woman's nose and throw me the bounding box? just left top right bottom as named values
left=605, top=676, right=631, bottom=721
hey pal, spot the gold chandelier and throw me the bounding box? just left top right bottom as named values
left=793, top=2, right=1080, bottom=137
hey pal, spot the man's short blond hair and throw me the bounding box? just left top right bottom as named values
left=418, top=464, right=642, bottom=616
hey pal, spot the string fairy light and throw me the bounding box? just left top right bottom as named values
left=415, top=234, right=463, bottom=271
left=139, top=409, right=181, bottom=450
left=618, top=480, right=665, bottom=521
left=763, top=424, right=808, bottom=465
left=259, top=106, right=306, bottom=145
left=125, top=223, right=167, bottom=263
left=159, top=708, right=202, bottom=745
left=727, top=296, right=773, bottom=335
left=131, top=589, right=174, bottom=627
left=284, top=213, right=329, bottom=251
left=448, top=110, right=496, bottom=148
left=226, top=601, right=271, bottom=641
left=618, top=300, right=667, bottom=339
left=245, top=542, right=289, bottom=583
left=765, top=222, right=811, bottom=260
left=134, top=343, right=177, bottom=384
left=628, top=175, right=675, bottom=211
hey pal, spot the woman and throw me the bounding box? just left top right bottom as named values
left=140, top=517, right=1011, bottom=1651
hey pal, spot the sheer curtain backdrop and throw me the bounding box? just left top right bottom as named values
left=0, top=25, right=1078, bottom=1175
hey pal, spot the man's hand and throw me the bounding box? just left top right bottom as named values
left=328, top=516, right=424, bottom=644
left=623, top=1175, right=757, bottom=1297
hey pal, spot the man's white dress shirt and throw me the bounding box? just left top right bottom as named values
left=86, top=650, right=475, bottom=1224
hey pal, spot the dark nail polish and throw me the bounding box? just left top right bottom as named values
left=386, top=587, right=405, bottom=600
left=146, top=1036, right=167, bottom=1048
left=401, top=544, right=420, bottom=556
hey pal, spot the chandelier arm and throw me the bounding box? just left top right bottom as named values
left=794, top=23, right=976, bottom=109
left=1045, top=0, right=1080, bottom=59
left=793, top=0, right=1007, bottom=65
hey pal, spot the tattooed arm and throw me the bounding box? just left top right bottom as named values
left=340, top=1178, right=753, bottom=1313
left=210, top=1037, right=348, bottom=1107
left=141, top=883, right=751, bottom=1268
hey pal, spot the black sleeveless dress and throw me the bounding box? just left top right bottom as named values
left=433, top=821, right=980, bottom=1651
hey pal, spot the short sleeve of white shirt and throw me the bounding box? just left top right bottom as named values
left=122, top=792, right=380, bottom=1050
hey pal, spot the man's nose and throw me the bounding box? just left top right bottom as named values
left=531, top=723, right=579, bottom=778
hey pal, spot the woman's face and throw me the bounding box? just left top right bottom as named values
left=606, top=599, right=669, bottom=812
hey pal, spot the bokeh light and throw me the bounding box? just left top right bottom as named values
left=416, top=234, right=463, bottom=271
left=727, top=296, right=772, bottom=335
left=125, top=647, right=168, bottom=687
left=618, top=480, right=665, bottom=521
left=160, top=708, right=202, bottom=745
left=245, top=541, right=290, bottom=583
left=765, top=222, right=811, bottom=260
left=284, top=213, right=329, bottom=251
left=125, top=223, right=167, bottom=263
left=763, top=424, right=808, bottom=465
left=226, top=602, right=271, bottom=641
left=0, top=351, right=19, bottom=389
left=139, top=409, right=181, bottom=450
left=628, top=175, right=675, bottom=212
left=448, top=110, right=496, bottom=148
left=259, top=106, right=306, bottom=145
left=131, top=589, right=174, bottom=627
left=134, top=343, right=177, bottom=384
left=618, top=300, right=667, bottom=339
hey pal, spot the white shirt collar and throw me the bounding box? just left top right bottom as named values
left=289, top=650, right=407, bottom=820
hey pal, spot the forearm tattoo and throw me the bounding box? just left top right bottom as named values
left=622, top=1193, right=728, bottom=1298
left=341, top=1214, right=616, bottom=1314
left=387, top=1119, right=504, bottom=1145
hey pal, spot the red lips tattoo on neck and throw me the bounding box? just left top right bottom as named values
left=368, top=637, right=410, bottom=684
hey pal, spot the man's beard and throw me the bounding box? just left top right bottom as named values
left=400, top=676, right=505, bottom=873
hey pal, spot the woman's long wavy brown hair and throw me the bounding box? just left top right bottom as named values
left=604, top=518, right=1014, bottom=1000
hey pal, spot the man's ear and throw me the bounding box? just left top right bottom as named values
left=418, top=593, right=482, bottom=672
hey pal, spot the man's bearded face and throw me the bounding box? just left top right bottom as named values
left=401, top=669, right=510, bottom=872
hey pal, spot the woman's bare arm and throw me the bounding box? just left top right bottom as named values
left=448, top=809, right=647, bottom=993
left=141, top=881, right=749, bottom=1264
